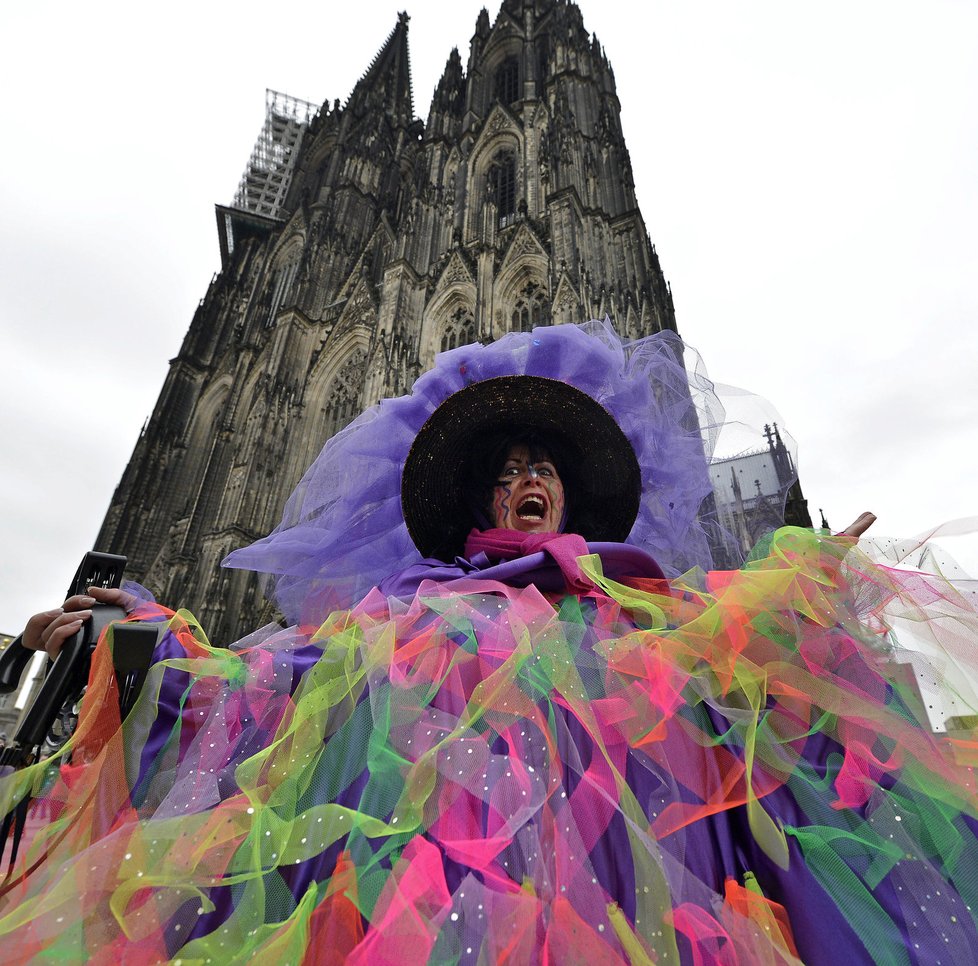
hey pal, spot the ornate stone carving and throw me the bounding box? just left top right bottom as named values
left=552, top=272, right=580, bottom=315
left=439, top=251, right=475, bottom=289
left=500, top=224, right=547, bottom=273
left=483, top=104, right=520, bottom=139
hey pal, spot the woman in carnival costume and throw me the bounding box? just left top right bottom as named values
left=9, top=320, right=978, bottom=964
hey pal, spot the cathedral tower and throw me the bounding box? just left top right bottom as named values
left=97, top=1, right=724, bottom=640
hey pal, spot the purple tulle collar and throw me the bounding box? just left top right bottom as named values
left=223, top=321, right=723, bottom=623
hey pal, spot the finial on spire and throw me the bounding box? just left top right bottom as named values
left=398, top=11, right=409, bottom=25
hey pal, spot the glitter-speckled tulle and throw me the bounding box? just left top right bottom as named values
left=2, top=528, right=978, bottom=964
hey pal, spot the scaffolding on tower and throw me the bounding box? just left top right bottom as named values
left=232, top=89, right=319, bottom=221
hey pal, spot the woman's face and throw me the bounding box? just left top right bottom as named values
left=491, top=444, right=565, bottom=533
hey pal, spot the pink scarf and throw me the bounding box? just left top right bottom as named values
left=463, top=528, right=594, bottom=594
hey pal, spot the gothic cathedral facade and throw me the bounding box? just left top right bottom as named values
left=98, top=0, right=699, bottom=641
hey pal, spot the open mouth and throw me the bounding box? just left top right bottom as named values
left=516, top=496, right=546, bottom=521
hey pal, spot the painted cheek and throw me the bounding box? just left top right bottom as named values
left=544, top=480, right=564, bottom=527
left=492, top=485, right=512, bottom=528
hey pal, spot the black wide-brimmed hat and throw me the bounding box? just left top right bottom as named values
left=402, top=375, right=641, bottom=558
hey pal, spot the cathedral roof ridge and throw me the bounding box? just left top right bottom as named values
left=485, top=0, right=540, bottom=47
left=499, top=0, right=558, bottom=19
left=710, top=446, right=771, bottom=465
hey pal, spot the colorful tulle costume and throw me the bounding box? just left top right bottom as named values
left=2, top=324, right=977, bottom=965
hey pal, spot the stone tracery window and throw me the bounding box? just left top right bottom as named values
left=322, top=350, right=365, bottom=439
left=512, top=280, right=550, bottom=333
left=265, top=245, right=302, bottom=328
left=536, top=37, right=550, bottom=89
left=494, top=56, right=520, bottom=106
left=440, top=305, right=476, bottom=352
left=487, top=150, right=517, bottom=225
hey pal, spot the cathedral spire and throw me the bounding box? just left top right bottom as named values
left=432, top=48, right=464, bottom=110
left=475, top=7, right=491, bottom=38
left=427, top=48, right=465, bottom=139
left=346, top=12, right=415, bottom=125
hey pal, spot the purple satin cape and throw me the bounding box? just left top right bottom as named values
left=379, top=527, right=665, bottom=598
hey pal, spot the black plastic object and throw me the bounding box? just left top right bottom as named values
left=0, top=552, right=144, bottom=873
left=0, top=618, right=165, bottom=875
left=113, top=623, right=162, bottom=721
left=13, top=605, right=127, bottom=752
left=0, top=552, right=127, bottom=695
left=0, top=635, right=31, bottom=696
left=0, top=551, right=128, bottom=765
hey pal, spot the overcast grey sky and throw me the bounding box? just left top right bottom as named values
left=1, top=0, right=976, bottom=633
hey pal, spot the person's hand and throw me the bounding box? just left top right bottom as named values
left=22, top=586, right=138, bottom=660
left=838, top=511, right=876, bottom=538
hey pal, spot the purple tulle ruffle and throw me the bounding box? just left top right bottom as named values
left=223, top=321, right=727, bottom=623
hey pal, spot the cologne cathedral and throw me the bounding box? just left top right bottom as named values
left=97, top=0, right=808, bottom=642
